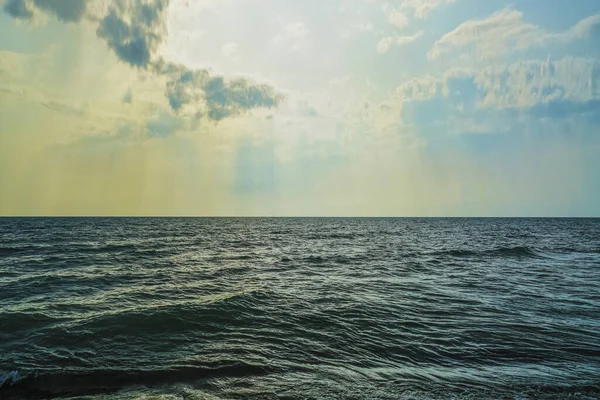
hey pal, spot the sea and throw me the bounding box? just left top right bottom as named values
left=1, top=218, right=599, bottom=400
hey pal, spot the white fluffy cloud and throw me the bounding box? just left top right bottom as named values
left=474, top=57, right=600, bottom=109
left=386, top=56, right=600, bottom=141
left=546, top=14, right=600, bottom=43
left=378, top=0, right=453, bottom=54
left=377, top=31, right=423, bottom=53
left=428, top=8, right=539, bottom=60
left=397, top=57, right=600, bottom=109
left=429, top=8, right=600, bottom=61
left=383, top=0, right=456, bottom=21
left=382, top=3, right=408, bottom=28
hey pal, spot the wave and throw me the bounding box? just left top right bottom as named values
left=434, top=246, right=552, bottom=259
left=0, top=247, right=21, bottom=256
left=76, top=243, right=138, bottom=254
left=303, top=255, right=356, bottom=265
left=56, top=290, right=267, bottom=335
left=0, top=312, right=63, bottom=335
left=553, top=246, right=600, bottom=255
left=1, top=289, right=268, bottom=340
left=494, top=246, right=549, bottom=258
left=0, top=243, right=141, bottom=257
left=221, top=254, right=253, bottom=260
left=2, top=368, right=599, bottom=400
left=305, top=233, right=360, bottom=240
left=3, top=218, right=600, bottom=399
left=0, top=245, right=49, bottom=255
left=0, top=363, right=271, bottom=400
left=227, top=240, right=266, bottom=249
left=387, top=383, right=600, bottom=400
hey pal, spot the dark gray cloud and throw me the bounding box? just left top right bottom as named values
left=3, top=0, right=284, bottom=124
left=2, top=0, right=169, bottom=68
left=162, top=63, right=284, bottom=121
left=3, top=0, right=87, bottom=22
left=3, top=0, right=34, bottom=20
left=97, top=0, right=168, bottom=68
left=205, top=76, right=283, bottom=121
left=33, top=0, right=87, bottom=22
left=97, top=10, right=151, bottom=67
left=161, top=66, right=209, bottom=112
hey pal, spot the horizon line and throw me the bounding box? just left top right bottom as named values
left=1, top=216, right=599, bottom=219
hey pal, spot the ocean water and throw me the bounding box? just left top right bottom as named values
left=1, top=218, right=599, bottom=400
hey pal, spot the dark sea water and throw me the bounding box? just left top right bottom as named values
left=1, top=218, right=599, bottom=400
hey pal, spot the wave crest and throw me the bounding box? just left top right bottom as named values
left=0, top=363, right=271, bottom=400
left=436, top=246, right=550, bottom=259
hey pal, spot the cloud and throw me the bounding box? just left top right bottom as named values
left=548, top=13, right=600, bottom=43
left=401, top=0, right=455, bottom=19
left=407, top=57, right=600, bottom=109
left=428, top=8, right=538, bottom=61
left=396, top=75, right=441, bottom=101
left=391, top=57, right=600, bottom=135
left=473, top=57, right=600, bottom=109
left=146, top=110, right=184, bottom=137
left=377, top=36, right=395, bottom=54
left=204, top=76, right=283, bottom=121
left=382, top=3, right=407, bottom=29
left=160, top=61, right=284, bottom=121
left=429, top=8, right=600, bottom=61
left=3, top=0, right=34, bottom=19
left=3, top=0, right=87, bottom=22
left=397, top=31, right=423, bottom=45
left=1, top=0, right=169, bottom=68
left=3, top=0, right=284, bottom=123
left=383, top=0, right=455, bottom=23
left=96, top=0, right=169, bottom=68
left=377, top=31, right=423, bottom=53
left=33, top=0, right=87, bottom=22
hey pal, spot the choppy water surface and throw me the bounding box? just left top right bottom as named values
left=1, top=218, right=599, bottom=399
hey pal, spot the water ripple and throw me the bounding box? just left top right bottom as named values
left=1, top=217, right=599, bottom=399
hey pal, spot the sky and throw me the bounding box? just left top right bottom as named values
left=0, top=0, right=599, bottom=216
